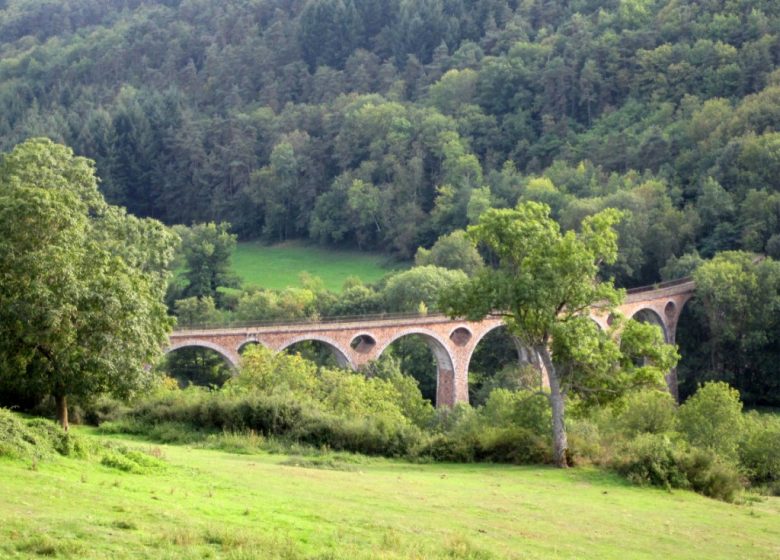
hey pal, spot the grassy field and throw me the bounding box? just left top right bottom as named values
left=1, top=428, right=778, bottom=559
left=232, top=241, right=401, bottom=292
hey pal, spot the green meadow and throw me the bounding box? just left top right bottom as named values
left=1, top=428, right=778, bottom=560
left=231, top=241, right=402, bottom=292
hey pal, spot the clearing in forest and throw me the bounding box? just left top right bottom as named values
left=232, top=241, right=401, bottom=292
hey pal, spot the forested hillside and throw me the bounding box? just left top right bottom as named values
left=1, top=0, right=779, bottom=286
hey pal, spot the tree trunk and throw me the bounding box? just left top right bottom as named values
left=55, top=393, right=69, bottom=432
left=537, top=345, right=568, bottom=468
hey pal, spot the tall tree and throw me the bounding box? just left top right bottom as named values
left=440, top=201, right=675, bottom=466
left=0, top=138, right=178, bottom=429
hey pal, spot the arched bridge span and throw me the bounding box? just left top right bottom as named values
left=167, top=279, right=695, bottom=406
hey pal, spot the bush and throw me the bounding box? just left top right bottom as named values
left=416, top=433, right=478, bottom=462
left=100, top=445, right=166, bottom=473
left=678, top=447, right=743, bottom=503
left=612, top=433, right=744, bottom=501
left=613, top=434, right=689, bottom=490
left=614, top=390, right=677, bottom=437
left=480, top=389, right=551, bottom=434
left=678, top=382, right=744, bottom=460
left=566, top=418, right=602, bottom=465
left=123, top=389, right=425, bottom=457
left=476, top=427, right=551, bottom=464
left=739, top=414, right=780, bottom=485
left=81, top=396, right=130, bottom=426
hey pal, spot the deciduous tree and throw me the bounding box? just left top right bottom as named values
left=440, top=201, right=676, bottom=466
left=0, top=138, right=178, bottom=429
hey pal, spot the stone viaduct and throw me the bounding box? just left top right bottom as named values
left=167, top=278, right=695, bottom=406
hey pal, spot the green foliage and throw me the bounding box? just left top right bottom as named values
left=613, top=434, right=690, bottom=490
left=0, top=408, right=81, bottom=460
left=173, top=296, right=221, bottom=327
left=100, top=445, right=166, bottom=473
left=612, top=433, right=743, bottom=502
left=613, top=390, right=678, bottom=438
left=678, top=382, right=745, bottom=460
left=0, top=0, right=777, bottom=285
left=383, top=265, right=467, bottom=312
left=176, top=222, right=239, bottom=302
left=439, top=200, right=674, bottom=466
left=480, top=389, right=551, bottom=436
left=679, top=253, right=780, bottom=405
left=0, top=139, right=178, bottom=427
left=415, top=230, right=484, bottom=275
left=739, top=413, right=780, bottom=486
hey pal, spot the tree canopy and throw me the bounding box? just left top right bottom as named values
left=441, top=201, right=678, bottom=466
left=0, top=0, right=778, bottom=286
left=0, top=138, right=178, bottom=429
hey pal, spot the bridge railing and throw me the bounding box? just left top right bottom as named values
left=173, top=311, right=450, bottom=332
left=625, top=276, right=694, bottom=295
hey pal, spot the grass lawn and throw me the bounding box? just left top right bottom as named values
left=1, top=428, right=778, bottom=559
left=231, top=241, right=403, bottom=292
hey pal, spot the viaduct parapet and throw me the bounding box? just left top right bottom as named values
left=167, top=278, right=695, bottom=406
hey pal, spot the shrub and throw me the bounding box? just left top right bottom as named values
left=566, top=418, right=602, bottom=465
left=739, top=413, right=780, bottom=485
left=480, top=389, right=551, bottom=434
left=417, top=433, right=478, bottom=463
left=81, top=396, right=130, bottom=426
left=613, top=433, right=689, bottom=490
left=678, top=447, right=743, bottom=502
left=0, top=408, right=86, bottom=461
left=678, top=382, right=744, bottom=460
left=476, top=427, right=551, bottom=464
left=614, top=389, right=677, bottom=437
left=100, top=444, right=166, bottom=473
left=612, top=433, right=744, bottom=501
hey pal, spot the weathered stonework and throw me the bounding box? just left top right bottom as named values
left=167, top=279, right=696, bottom=406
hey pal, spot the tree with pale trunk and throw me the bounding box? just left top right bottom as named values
left=440, top=201, right=677, bottom=467
left=0, top=138, right=178, bottom=430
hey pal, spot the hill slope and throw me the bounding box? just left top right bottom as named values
left=1, top=0, right=779, bottom=285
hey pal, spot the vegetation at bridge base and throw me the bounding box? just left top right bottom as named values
left=81, top=343, right=780, bottom=502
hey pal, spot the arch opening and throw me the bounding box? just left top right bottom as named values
left=378, top=331, right=455, bottom=406
left=631, top=308, right=669, bottom=342
left=280, top=338, right=352, bottom=370
left=161, top=344, right=236, bottom=388
left=450, top=327, right=473, bottom=346
left=350, top=334, right=377, bottom=354
left=238, top=340, right=262, bottom=355
left=467, top=325, right=544, bottom=406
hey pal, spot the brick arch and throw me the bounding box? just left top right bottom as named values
left=376, top=328, right=457, bottom=407
left=165, top=339, right=239, bottom=369
left=465, top=323, right=548, bottom=389
left=237, top=338, right=267, bottom=354
left=376, top=328, right=455, bottom=369
left=278, top=335, right=354, bottom=370
left=631, top=308, right=669, bottom=342
left=350, top=331, right=378, bottom=354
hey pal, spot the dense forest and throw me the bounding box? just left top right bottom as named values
left=1, top=0, right=779, bottom=288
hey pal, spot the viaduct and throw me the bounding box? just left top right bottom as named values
left=167, top=278, right=696, bottom=406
